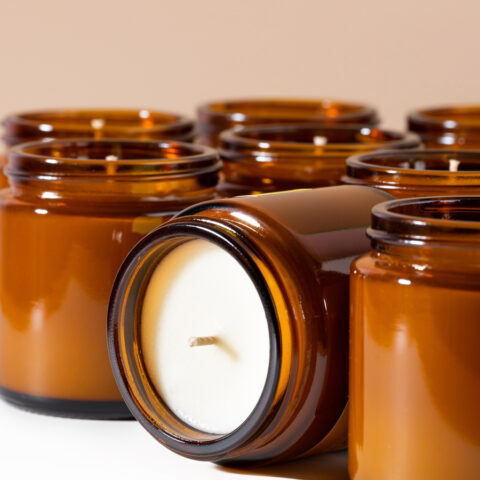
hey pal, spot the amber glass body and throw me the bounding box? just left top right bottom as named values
left=0, top=108, right=195, bottom=188
left=408, top=105, right=480, bottom=147
left=343, top=149, right=480, bottom=198
left=197, top=99, right=379, bottom=147
left=0, top=139, right=220, bottom=418
left=217, top=124, right=420, bottom=196
left=108, top=185, right=392, bottom=464
left=350, top=196, right=480, bottom=480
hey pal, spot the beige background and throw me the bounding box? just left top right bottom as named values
left=1, top=0, right=479, bottom=130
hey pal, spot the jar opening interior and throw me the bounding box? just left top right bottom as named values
left=354, top=152, right=480, bottom=172
left=387, top=198, right=480, bottom=224
left=419, top=106, right=480, bottom=125
left=19, top=140, right=207, bottom=161
left=14, top=109, right=183, bottom=128
left=233, top=126, right=403, bottom=145
left=208, top=100, right=366, bottom=118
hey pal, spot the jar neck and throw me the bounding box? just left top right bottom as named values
left=369, top=196, right=480, bottom=269
left=3, top=109, right=195, bottom=146
left=7, top=139, right=221, bottom=204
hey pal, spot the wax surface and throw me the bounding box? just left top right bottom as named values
left=141, top=239, right=271, bottom=434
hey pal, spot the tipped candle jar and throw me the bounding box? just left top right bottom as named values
left=343, top=149, right=480, bottom=198
left=197, top=98, right=379, bottom=147
left=0, top=108, right=195, bottom=188
left=408, top=104, right=480, bottom=148
left=350, top=196, right=480, bottom=480
left=217, top=124, right=420, bottom=196
left=0, top=139, right=220, bottom=419
left=108, top=185, right=392, bottom=465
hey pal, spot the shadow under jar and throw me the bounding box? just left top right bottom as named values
left=108, top=185, right=393, bottom=465
left=408, top=104, right=480, bottom=148
left=350, top=196, right=480, bottom=480
left=217, top=124, right=420, bottom=196
left=0, top=108, right=195, bottom=188
left=0, top=138, right=220, bottom=419
left=197, top=98, right=379, bottom=147
left=343, top=149, right=480, bottom=198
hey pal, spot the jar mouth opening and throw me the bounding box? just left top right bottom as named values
left=347, top=149, right=480, bottom=181
left=4, top=108, right=193, bottom=132
left=220, top=124, right=419, bottom=152
left=370, top=196, right=480, bottom=245
left=8, top=139, right=221, bottom=178
left=108, top=219, right=281, bottom=460
left=199, top=98, right=377, bottom=122
left=409, top=105, right=480, bottom=130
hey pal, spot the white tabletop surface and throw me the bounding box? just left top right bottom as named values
left=0, top=399, right=349, bottom=479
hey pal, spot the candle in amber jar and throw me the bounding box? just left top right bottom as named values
left=350, top=196, right=480, bottom=480
left=108, top=186, right=392, bottom=464
left=217, top=124, right=420, bottom=196
left=343, top=149, right=480, bottom=198
left=197, top=98, right=379, bottom=146
left=0, top=139, right=220, bottom=419
left=408, top=104, right=480, bottom=148
left=0, top=108, right=195, bottom=188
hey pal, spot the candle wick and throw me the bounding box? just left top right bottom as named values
left=188, top=336, right=217, bottom=347
left=449, top=158, right=460, bottom=172
left=313, top=135, right=327, bottom=146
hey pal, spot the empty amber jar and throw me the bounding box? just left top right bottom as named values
left=108, top=185, right=392, bottom=465
left=217, top=124, right=420, bottom=195
left=0, top=138, right=220, bottom=419
left=350, top=196, right=480, bottom=479
left=197, top=99, right=379, bottom=146
left=408, top=105, right=480, bottom=148
left=343, top=149, right=480, bottom=198
left=0, top=108, right=195, bottom=188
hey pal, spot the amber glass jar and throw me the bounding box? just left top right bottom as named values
left=350, top=196, right=480, bottom=480
left=0, top=108, right=195, bottom=188
left=108, top=185, right=392, bottom=465
left=408, top=105, right=480, bottom=147
left=197, top=99, right=379, bottom=146
left=343, top=149, right=480, bottom=198
left=0, top=138, right=220, bottom=419
left=217, top=124, right=420, bottom=196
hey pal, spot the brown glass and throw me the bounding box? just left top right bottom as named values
left=0, top=108, right=195, bottom=188
left=108, top=185, right=392, bottom=465
left=408, top=105, right=480, bottom=147
left=197, top=99, right=379, bottom=146
left=350, top=196, right=480, bottom=479
left=0, top=139, right=220, bottom=419
left=343, top=149, right=480, bottom=197
left=217, top=124, right=420, bottom=196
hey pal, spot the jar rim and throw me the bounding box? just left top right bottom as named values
left=370, top=195, right=480, bottom=247
left=220, top=123, right=420, bottom=153
left=7, top=138, right=222, bottom=179
left=408, top=104, right=480, bottom=131
left=346, top=149, right=480, bottom=179
left=108, top=216, right=282, bottom=460
left=198, top=98, right=378, bottom=123
left=3, top=108, right=195, bottom=144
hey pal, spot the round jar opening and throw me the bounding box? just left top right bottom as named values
left=409, top=105, right=480, bottom=131
left=370, top=196, right=480, bottom=247
left=7, top=139, right=221, bottom=178
left=221, top=124, right=419, bottom=151
left=3, top=108, right=194, bottom=145
left=345, top=150, right=480, bottom=185
left=108, top=223, right=281, bottom=458
left=199, top=99, right=379, bottom=123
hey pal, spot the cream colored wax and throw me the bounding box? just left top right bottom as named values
left=141, top=238, right=271, bottom=434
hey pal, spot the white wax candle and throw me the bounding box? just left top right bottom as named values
left=141, top=239, right=271, bottom=435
